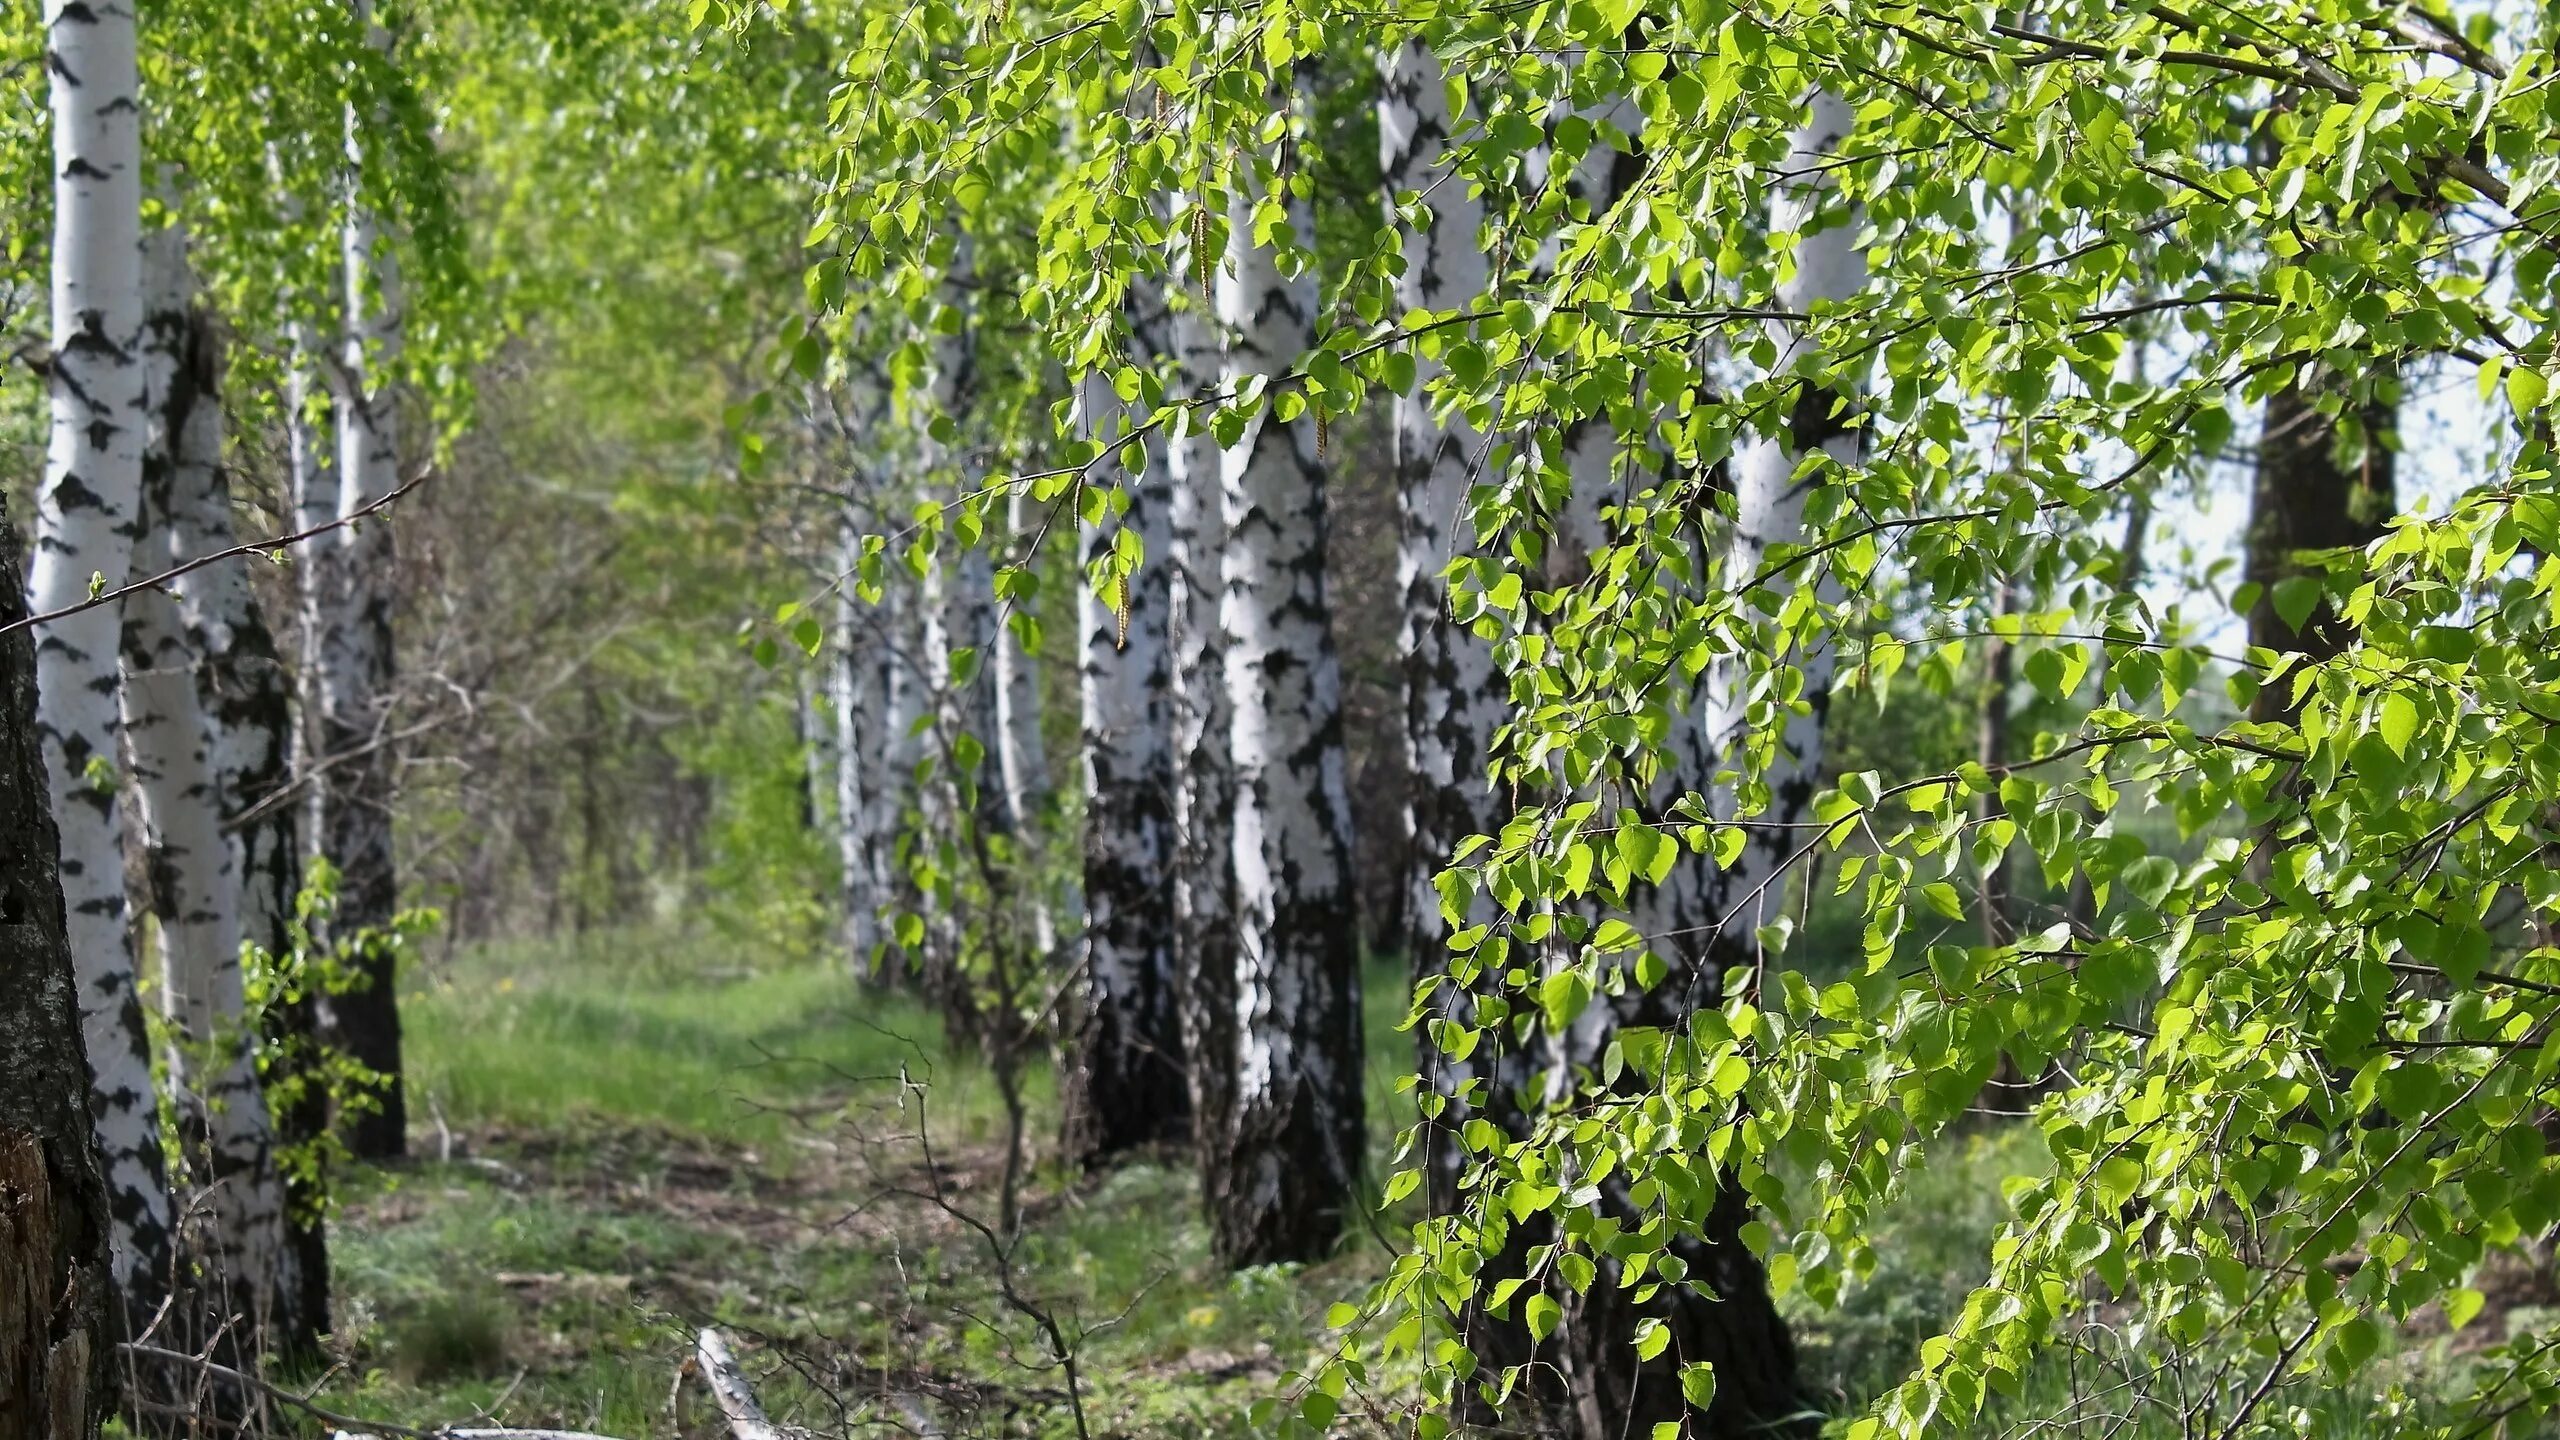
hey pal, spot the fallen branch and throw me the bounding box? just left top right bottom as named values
left=693, top=1329, right=783, bottom=1440
left=118, top=1341, right=630, bottom=1440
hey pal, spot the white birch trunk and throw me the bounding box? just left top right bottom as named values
left=831, top=513, right=880, bottom=971
left=1165, top=285, right=1237, bottom=1170
left=994, top=488, right=1059, bottom=960
left=1207, top=84, right=1365, bottom=1264
left=129, top=212, right=304, bottom=1348
left=160, top=286, right=330, bottom=1349
left=1378, top=44, right=1520, bottom=1224
left=311, top=0, right=409, bottom=1158
left=874, top=581, right=923, bottom=973
left=33, top=0, right=174, bottom=1314
left=1698, top=90, right=1862, bottom=937
left=1061, top=315, right=1186, bottom=1165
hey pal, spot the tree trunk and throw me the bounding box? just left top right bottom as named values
left=1062, top=307, right=1188, bottom=1167
left=32, top=0, right=175, bottom=1333
left=309, top=0, right=409, bottom=1160
left=1166, top=283, right=1240, bottom=1194
left=873, top=581, right=924, bottom=982
left=2245, top=381, right=2395, bottom=726
left=995, top=487, right=1060, bottom=961
left=832, top=512, right=881, bottom=972
left=1545, top=91, right=1867, bottom=1440
left=1204, top=81, right=1366, bottom=1266
left=126, top=218, right=303, bottom=1361
left=1378, top=43, right=1556, bottom=1411
left=1, top=488, right=120, bottom=1440
left=159, top=297, right=330, bottom=1355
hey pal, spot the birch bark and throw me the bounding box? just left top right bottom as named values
left=1061, top=303, right=1186, bottom=1166
left=128, top=216, right=303, bottom=1353
left=1165, top=287, right=1238, bottom=1176
left=31, top=0, right=174, bottom=1320
left=1205, top=83, right=1365, bottom=1264
left=310, top=0, right=410, bottom=1159
left=1546, top=91, right=1865, bottom=1440
left=159, top=298, right=331, bottom=1349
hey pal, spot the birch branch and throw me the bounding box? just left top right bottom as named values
left=692, top=1329, right=784, bottom=1440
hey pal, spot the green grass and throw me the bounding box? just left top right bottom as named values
left=317, top=930, right=1404, bottom=1438
left=311, top=929, right=2507, bottom=1439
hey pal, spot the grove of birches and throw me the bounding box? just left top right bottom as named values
left=16, top=0, right=2560, bottom=1438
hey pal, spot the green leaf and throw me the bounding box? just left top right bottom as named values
left=2445, top=1288, right=2486, bottom=1331
left=1525, top=1293, right=1561, bottom=1343
left=2509, top=364, right=2549, bottom=414
left=2377, top=692, right=2417, bottom=758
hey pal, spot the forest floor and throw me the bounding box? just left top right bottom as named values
left=308, top=929, right=1407, bottom=1439
left=295, top=928, right=2541, bottom=1439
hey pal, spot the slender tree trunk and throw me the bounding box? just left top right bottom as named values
left=832, top=513, right=881, bottom=972
left=1166, top=283, right=1240, bottom=1194
left=995, top=487, right=1061, bottom=961
left=128, top=217, right=303, bottom=1359
left=32, top=0, right=175, bottom=1331
left=1977, top=576, right=2015, bottom=945
left=158, top=300, right=329, bottom=1354
left=309, top=0, right=409, bottom=1159
left=1204, top=80, right=1366, bottom=1266
left=1062, top=307, right=1188, bottom=1167
left=874, top=581, right=923, bottom=981
left=1, top=489, right=120, bottom=1440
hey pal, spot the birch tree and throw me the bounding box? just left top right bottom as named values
left=31, top=0, right=175, bottom=1324
left=0, top=496, right=119, bottom=1440
left=159, top=303, right=332, bottom=1352
left=309, top=0, right=411, bottom=1160
left=1061, top=314, right=1186, bottom=1167
left=1163, top=286, right=1237, bottom=1178
left=125, top=213, right=303, bottom=1357
left=1203, top=75, right=1365, bottom=1264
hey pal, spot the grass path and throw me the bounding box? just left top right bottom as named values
left=312, top=930, right=1401, bottom=1438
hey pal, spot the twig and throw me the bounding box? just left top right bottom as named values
left=4, top=466, right=435, bottom=637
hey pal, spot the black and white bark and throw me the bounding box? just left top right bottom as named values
left=831, top=511, right=881, bottom=971
left=158, top=297, right=330, bottom=1350
left=1382, top=42, right=1501, bottom=972
left=127, top=218, right=301, bottom=1355
left=1165, top=281, right=1239, bottom=1181
left=1, top=489, right=120, bottom=1440
left=995, top=486, right=1061, bottom=961
left=307, top=0, right=409, bottom=1160
left=32, top=0, right=175, bottom=1325
left=1204, top=91, right=1366, bottom=1265
left=1061, top=302, right=1188, bottom=1167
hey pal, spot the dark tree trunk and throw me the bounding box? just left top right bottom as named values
left=2245, top=379, right=2396, bottom=725
left=0, top=501, right=120, bottom=1440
